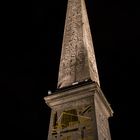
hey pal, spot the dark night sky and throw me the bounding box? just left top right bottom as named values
left=1, top=0, right=139, bottom=140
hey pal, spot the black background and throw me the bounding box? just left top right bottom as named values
left=1, top=0, right=139, bottom=140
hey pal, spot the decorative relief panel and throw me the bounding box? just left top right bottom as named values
left=50, top=102, right=94, bottom=140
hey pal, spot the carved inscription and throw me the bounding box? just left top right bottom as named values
left=58, top=0, right=90, bottom=88
left=57, top=0, right=100, bottom=88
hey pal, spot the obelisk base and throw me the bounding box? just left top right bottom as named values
left=44, top=81, right=113, bottom=140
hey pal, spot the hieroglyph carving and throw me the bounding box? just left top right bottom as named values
left=57, top=0, right=100, bottom=88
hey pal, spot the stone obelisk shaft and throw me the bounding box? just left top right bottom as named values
left=57, top=0, right=100, bottom=88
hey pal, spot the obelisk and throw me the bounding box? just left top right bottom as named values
left=44, top=0, right=113, bottom=139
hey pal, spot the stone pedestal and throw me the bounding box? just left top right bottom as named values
left=44, top=81, right=113, bottom=140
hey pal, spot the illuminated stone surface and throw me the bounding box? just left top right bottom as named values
left=44, top=81, right=113, bottom=140
left=44, top=0, right=113, bottom=139
left=57, top=0, right=99, bottom=88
